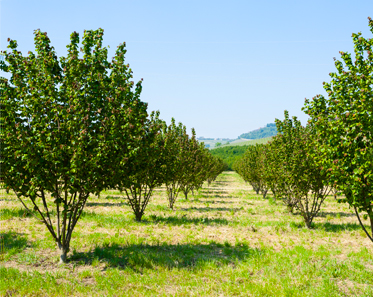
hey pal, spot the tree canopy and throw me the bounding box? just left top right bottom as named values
left=303, top=17, right=373, bottom=239
left=0, top=29, right=149, bottom=262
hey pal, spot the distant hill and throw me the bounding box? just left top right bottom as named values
left=239, top=123, right=277, bottom=139
left=218, top=137, right=272, bottom=148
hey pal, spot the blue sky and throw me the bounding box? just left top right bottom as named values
left=1, top=0, right=372, bottom=138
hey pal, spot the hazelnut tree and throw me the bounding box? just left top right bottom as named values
left=272, top=111, right=331, bottom=227
left=234, top=144, right=268, bottom=197
left=304, top=17, right=373, bottom=239
left=0, top=29, right=148, bottom=262
left=162, top=118, right=188, bottom=209
left=112, top=111, right=166, bottom=221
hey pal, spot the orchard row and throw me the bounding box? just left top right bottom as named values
left=235, top=17, right=373, bottom=243
left=234, top=111, right=333, bottom=229
left=0, top=29, right=224, bottom=263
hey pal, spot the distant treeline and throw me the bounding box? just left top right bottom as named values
left=210, top=145, right=249, bottom=170
left=239, top=123, right=277, bottom=139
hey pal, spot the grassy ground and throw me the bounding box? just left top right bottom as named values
left=1, top=172, right=373, bottom=296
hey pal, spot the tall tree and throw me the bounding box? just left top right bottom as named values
left=112, top=111, right=166, bottom=221
left=273, top=111, right=331, bottom=227
left=162, top=119, right=188, bottom=209
left=179, top=129, right=208, bottom=200
left=234, top=144, right=267, bottom=197
left=0, top=29, right=148, bottom=262
left=304, top=17, right=373, bottom=239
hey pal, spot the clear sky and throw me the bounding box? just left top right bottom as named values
left=1, top=0, right=372, bottom=138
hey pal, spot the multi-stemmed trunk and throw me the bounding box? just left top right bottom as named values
left=261, top=188, right=268, bottom=199
left=14, top=185, right=89, bottom=264
left=270, top=188, right=277, bottom=200
left=166, top=183, right=180, bottom=210
left=294, top=186, right=331, bottom=228
left=124, top=184, right=153, bottom=222
left=251, top=182, right=260, bottom=195
left=180, top=184, right=195, bottom=200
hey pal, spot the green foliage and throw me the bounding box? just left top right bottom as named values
left=210, top=145, right=248, bottom=170
left=178, top=129, right=211, bottom=201
left=270, top=111, right=331, bottom=227
left=239, top=123, right=277, bottom=140
left=303, top=17, right=373, bottom=240
left=110, top=111, right=166, bottom=221
left=234, top=144, right=268, bottom=197
left=162, top=119, right=190, bottom=209
left=234, top=112, right=331, bottom=227
left=161, top=119, right=225, bottom=208
left=0, top=29, right=148, bottom=262
left=204, top=154, right=225, bottom=186
left=215, top=142, right=222, bottom=147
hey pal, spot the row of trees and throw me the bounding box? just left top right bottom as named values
left=235, top=17, right=373, bottom=239
left=0, top=29, right=224, bottom=263
left=234, top=112, right=332, bottom=228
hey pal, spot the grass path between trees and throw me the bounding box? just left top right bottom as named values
left=1, top=172, right=373, bottom=296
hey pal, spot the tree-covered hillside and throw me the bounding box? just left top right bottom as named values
left=239, top=123, right=277, bottom=139
left=210, top=145, right=249, bottom=170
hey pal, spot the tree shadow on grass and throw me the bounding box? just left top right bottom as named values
left=1, top=231, right=29, bottom=255
left=198, top=190, right=227, bottom=194
left=0, top=198, right=17, bottom=202
left=318, top=211, right=355, bottom=218
left=0, top=208, right=34, bottom=220
left=189, top=200, right=237, bottom=205
left=312, top=222, right=363, bottom=232
left=180, top=207, right=243, bottom=213
left=86, top=202, right=128, bottom=207
left=194, top=193, right=231, bottom=199
left=69, top=242, right=262, bottom=271
left=211, top=181, right=229, bottom=186
left=148, top=214, right=229, bottom=226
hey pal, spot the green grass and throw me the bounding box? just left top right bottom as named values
left=1, top=172, right=373, bottom=296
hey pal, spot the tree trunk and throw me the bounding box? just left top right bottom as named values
left=58, top=243, right=69, bottom=264
left=135, top=211, right=143, bottom=222
left=262, top=189, right=268, bottom=199
left=271, top=188, right=276, bottom=200
left=304, top=216, right=312, bottom=229
left=354, top=207, right=373, bottom=243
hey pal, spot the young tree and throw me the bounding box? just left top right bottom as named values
left=112, top=111, right=166, bottom=221
left=162, top=119, right=188, bottom=209
left=234, top=144, right=268, bottom=197
left=304, top=17, right=373, bottom=239
left=262, top=141, right=282, bottom=199
left=179, top=131, right=208, bottom=200
left=205, top=154, right=225, bottom=187
left=273, top=111, right=331, bottom=227
left=0, top=29, right=148, bottom=262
